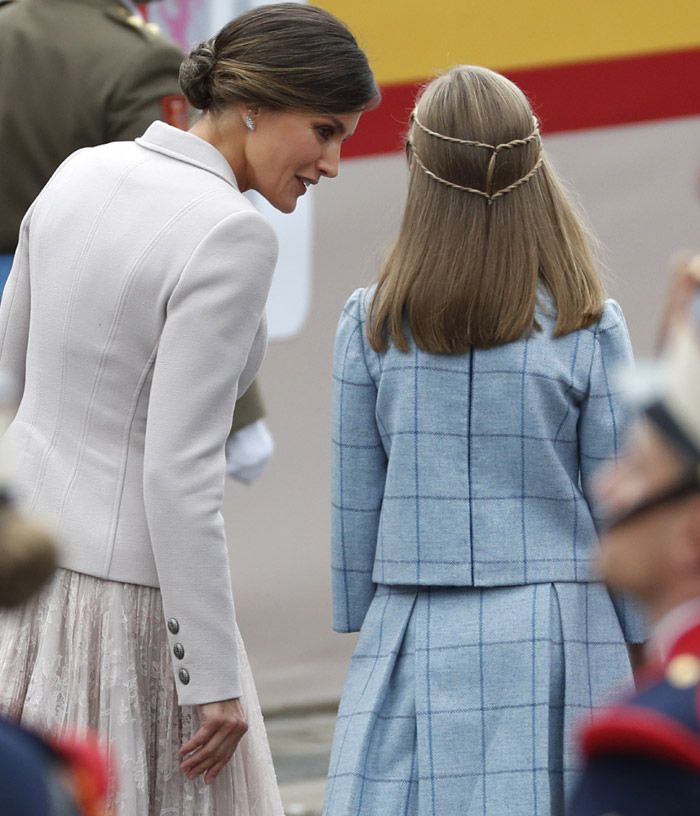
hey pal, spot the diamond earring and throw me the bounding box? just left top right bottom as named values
left=245, top=113, right=256, bottom=131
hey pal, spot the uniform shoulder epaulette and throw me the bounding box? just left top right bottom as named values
left=104, top=3, right=166, bottom=41
left=581, top=652, right=700, bottom=772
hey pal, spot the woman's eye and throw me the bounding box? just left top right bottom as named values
left=317, top=126, right=335, bottom=141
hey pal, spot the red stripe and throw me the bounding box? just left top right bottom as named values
left=345, top=47, right=700, bottom=159
left=582, top=706, right=700, bottom=773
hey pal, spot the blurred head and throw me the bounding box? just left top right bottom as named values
left=597, top=419, right=700, bottom=617
left=0, top=499, right=56, bottom=608
left=0, top=371, right=56, bottom=607
left=179, top=3, right=378, bottom=212
left=368, top=65, right=604, bottom=354
left=597, top=260, right=700, bottom=621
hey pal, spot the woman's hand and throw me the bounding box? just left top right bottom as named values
left=179, top=698, right=248, bottom=784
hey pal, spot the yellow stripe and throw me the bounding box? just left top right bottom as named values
left=313, top=0, right=700, bottom=85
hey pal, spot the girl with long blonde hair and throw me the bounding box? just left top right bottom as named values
left=325, top=65, right=645, bottom=816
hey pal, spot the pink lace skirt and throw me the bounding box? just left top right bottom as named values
left=0, top=568, right=285, bottom=816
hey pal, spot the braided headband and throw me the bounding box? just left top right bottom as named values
left=409, top=108, right=543, bottom=203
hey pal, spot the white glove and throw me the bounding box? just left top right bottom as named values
left=225, top=419, right=274, bottom=484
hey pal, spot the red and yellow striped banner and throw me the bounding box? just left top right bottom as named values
left=314, top=1, right=700, bottom=156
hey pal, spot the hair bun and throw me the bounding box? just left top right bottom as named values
left=179, top=40, right=216, bottom=110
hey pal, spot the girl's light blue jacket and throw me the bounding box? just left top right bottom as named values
left=331, top=287, right=645, bottom=640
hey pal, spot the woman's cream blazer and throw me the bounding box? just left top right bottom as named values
left=0, top=122, right=278, bottom=705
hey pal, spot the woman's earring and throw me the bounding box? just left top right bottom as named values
left=245, top=113, right=256, bottom=131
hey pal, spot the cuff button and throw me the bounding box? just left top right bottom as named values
left=167, top=618, right=180, bottom=635
left=178, top=668, right=190, bottom=685
left=173, top=643, right=185, bottom=660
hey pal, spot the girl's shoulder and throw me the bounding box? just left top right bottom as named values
left=596, top=298, right=627, bottom=334
left=341, top=286, right=376, bottom=322
left=338, top=287, right=380, bottom=344
left=535, top=287, right=627, bottom=338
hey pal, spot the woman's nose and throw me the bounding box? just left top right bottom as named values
left=319, top=143, right=340, bottom=179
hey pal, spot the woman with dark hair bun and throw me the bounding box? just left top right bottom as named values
left=0, top=4, right=377, bottom=814
left=179, top=2, right=378, bottom=214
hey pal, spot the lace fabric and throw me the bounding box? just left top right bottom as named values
left=0, top=568, right=285, bottom=816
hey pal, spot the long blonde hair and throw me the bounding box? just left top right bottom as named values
left=367, top=65, right=605, bottom=354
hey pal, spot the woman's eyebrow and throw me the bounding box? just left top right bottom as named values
left=324, top=116, right=357, bottom=141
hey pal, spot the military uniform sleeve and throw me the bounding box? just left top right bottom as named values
left=230, top=379, right=265, bottom=433
left=107, top=37, right=186, bottom=141
left=142, top=210, right=277, bottom=705
left=331, top=289, right=386, bottom=633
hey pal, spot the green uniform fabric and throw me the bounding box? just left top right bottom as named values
left=0, top=0, right=266, bottom=430
left=0, top=0, right=184, bottom=252
left=231, top=380, right=266, bottom=432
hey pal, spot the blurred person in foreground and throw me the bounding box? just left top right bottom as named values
left=0, top=0, right=272, bottom=483
left=570, top=257, right=700, bottom=815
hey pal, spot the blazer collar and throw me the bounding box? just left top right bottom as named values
left=136, top=122, right=240, bottom=190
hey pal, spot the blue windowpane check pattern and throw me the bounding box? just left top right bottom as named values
left=324, top=584, right=636, bottom=816
left=326, top=288, right=647, bottom=816
left=330, top=287, right=645, bottom=643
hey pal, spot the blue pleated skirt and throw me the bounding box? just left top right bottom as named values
left=324, top=582, right=634, bottom=816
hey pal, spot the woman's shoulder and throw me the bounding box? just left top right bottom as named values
left=189, top=191, right=278, bottom=253
left=224, top=195, right=277, bottom=238
left=535, top=288, right=627, bottom=338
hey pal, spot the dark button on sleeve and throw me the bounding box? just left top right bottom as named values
left=167, top=618, right=180, bottom=635
left=178, top=668, right=190, bottom=685
left=173, top=643, right=185, bottom=660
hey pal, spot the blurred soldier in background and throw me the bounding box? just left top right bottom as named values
left=0, top=0, right=273, bottom=482
left=570, top=258, right=700, bottom=815
left=0, top=0, right=187, bottom=279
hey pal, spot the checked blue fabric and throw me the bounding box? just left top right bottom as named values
left=324, top=583, right=635, bottom=816
left=330, top=287, right=645, bottom=641
left=326, top=287, right=646, bottom=816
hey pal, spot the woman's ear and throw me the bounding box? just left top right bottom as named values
left=237, top=102, right=260, bottom=119
left=234, top=102, right=259, bottom=130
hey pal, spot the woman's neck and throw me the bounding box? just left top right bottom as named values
left=189, top=112, right=249, bottom=191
